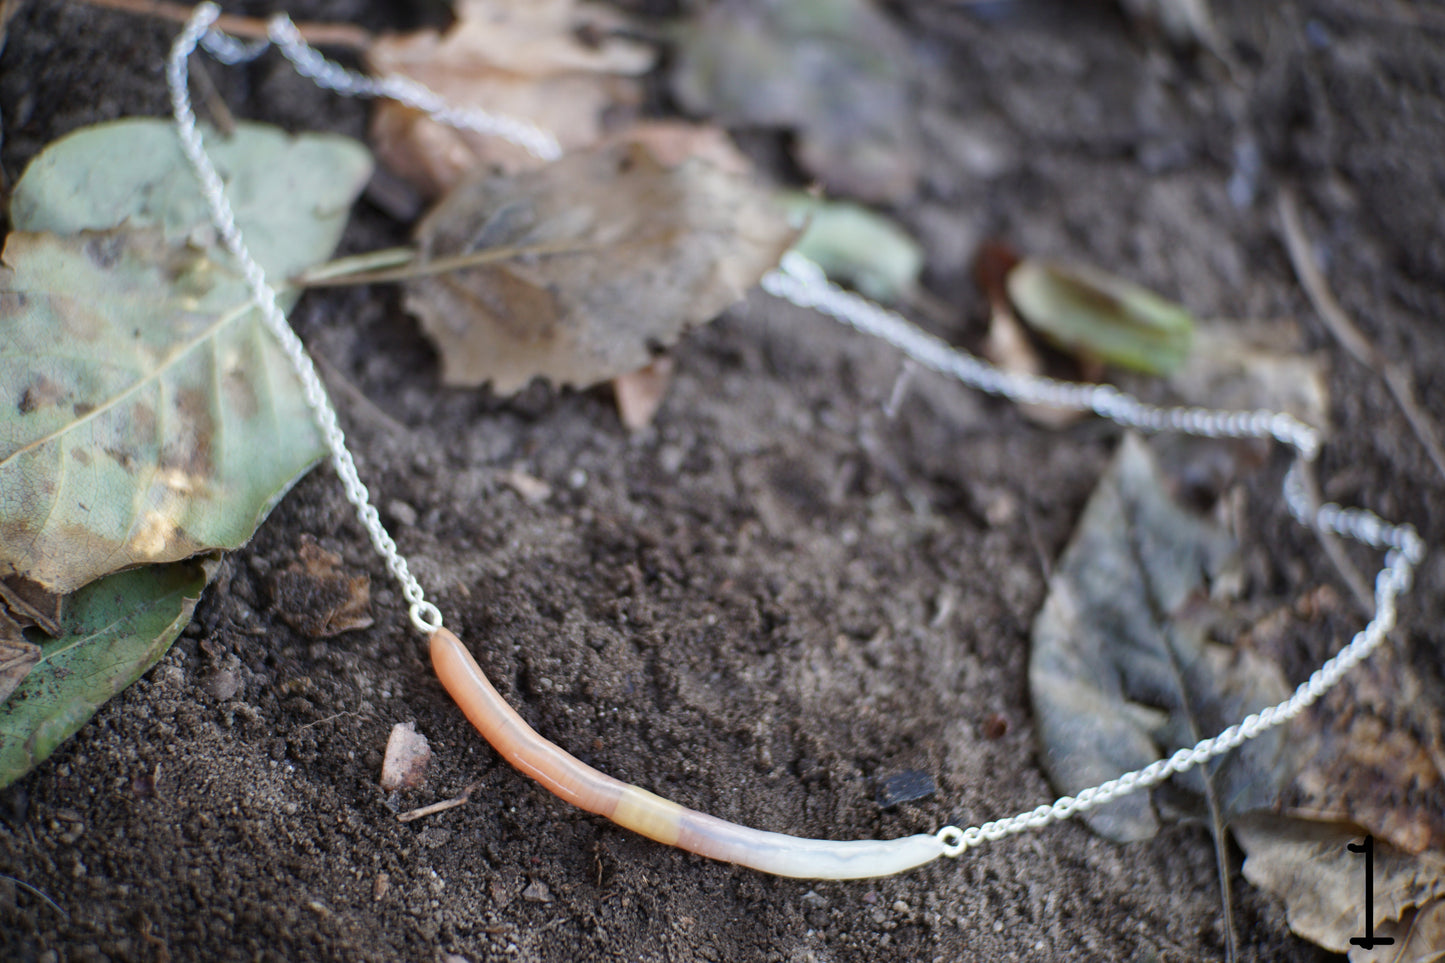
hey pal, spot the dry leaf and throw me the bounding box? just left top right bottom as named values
left=1243, top=589, right=1445, bottom=856
left=0, top=576, right=62, bottom=635
left=367, top=0, right=655, bottom=194
left=0, top=608, right=40, bottom=704
left=271, top=537, right=373, bottom=638
left=405, top=142, right=796, bottom=394
left=1352, top=899, right=1445, bottom=963
left=1235, top=815, right=1445, bottom=953
left=613, top=357, right=674, bottom=431
left=380, top=721, right=431, bottom=791
left=1167, top=319, right=1329, bottom=432
left=1029, top=435, right=1291, bottom=844
left=604, top=121, right=751, bottom=176
left=670, top=0, right=920, bottom=203
left=975, top=241, right=1082, bottom=429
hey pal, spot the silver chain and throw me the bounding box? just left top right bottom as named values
left=169, top=5, right=442, bottom=633
left=167, top=3, right=1425, bottom=860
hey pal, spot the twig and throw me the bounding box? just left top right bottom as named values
left=188, top=55, right=235, bottom=136
left=1278, top=190, right=1445, bottom=485
left=1296, top=460, right=1374, bottom=616
left=397, top=781, right=482, bottom=823
left=313, top=356, right=409, bottom=437
left=72, top=0, right=372, bottom=49
left=0, top=872, right=70, bottom=920
left=292, top=240, right=600, bottom=289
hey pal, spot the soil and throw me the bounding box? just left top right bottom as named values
left=3, top=1, right=1445, bottom=961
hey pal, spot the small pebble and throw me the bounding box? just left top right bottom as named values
left=379, top=721, right=432, bottom=791
left=387, top=499, right=418, bottom=527
left=877, top=769, right=936, bottom=809
left=521, top=879, right=552, bottom=903
left=204, top=668, right=240, bottom=701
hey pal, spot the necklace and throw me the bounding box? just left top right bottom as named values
left=165, top=2, right=1423, bottom=880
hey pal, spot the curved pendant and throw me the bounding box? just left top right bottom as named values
left=431, top=628, right=943, bottom=879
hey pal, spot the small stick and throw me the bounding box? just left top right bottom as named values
left=1278, top=190, right=1445, bottom=485
left=0, top=873, right=69, bottom=920
left=430, top=627, right=945, bottom=879
left=292, top=240, right=599, bottom=289
left=397, top=781, right=482, bottom=823
left=188, top=55, right=236, bottom=136
left=73, top=0, right=372, bottom=49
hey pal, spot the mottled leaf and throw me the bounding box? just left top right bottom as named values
left=0, top=555, right=216, bottom=788
left=671, top=0, right=920, bottom=203
left=9, top=119, right=372, bottom=284
left=2, top=120, right=372, bottom=594
left=1007, top=260, right=1196, bottom=375
left=0, top=230, right=327, bottom=594
left=0, top=608, right=39, bottom=704
left=1029, top=434, right=1291, bottom=842
left=405, top=142, right=796, bottom=393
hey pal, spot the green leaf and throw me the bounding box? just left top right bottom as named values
left=0, top=555, right=216, bottom=788
left=0, top=229, right=326, bottom=594
left=9, top=118, right=372, bottom=288
left=1, top=120, right=373, bottom=594
left=781, top=191, right=923, bottom=303
left=1006, top=259, right=1196, bottom=375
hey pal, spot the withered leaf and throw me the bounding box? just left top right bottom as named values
left=1029, top=434, right=1291, bottom=843
left=1167, top=319, right=1329, bottom=432
left=367, top=0, right=655, bottom=194
left=0, top=576, right=62, bottom=635
left=1235, top=814, right=1445, bottom=953
left=2, top=120, right=371, bottom=595
left=405, top=142, right=796, bottom=394
left=1354, top=899, right=1445, bottom=963
left=670, top=0, right=920, bottom=203
left=613, top=357, right=674, bottom=432
left=0, top=608, right=40, bottom=704
left=271, top=537, right=374, bottom=638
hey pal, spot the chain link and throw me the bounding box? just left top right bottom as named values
left=170, top=5, right=1426, bottom=865
left=170, top=4, right=443, bottom=634
left=264, top=14, right=562, bottom=162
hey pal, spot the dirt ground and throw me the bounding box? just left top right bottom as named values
left=3, top=1, right=1445, bottom=960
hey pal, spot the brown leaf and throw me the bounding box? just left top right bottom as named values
left=1167, top=318, right=1330, bottom=432
left=612, top=356, right=674, bottom=432
left=0, top=607, right=41, bottom=704
left=0, top=576, right=62, bottom=635
left=405, top=142, right=796, bottom=394
left=1351, top=898, right=1445, bottom=963
left=1235, top=814, right=1445, bottom=953
left=367, top=0, right=655, bottom=195
left=974, top=242, right=1080, bottom=429
left=270, top=537, right=374, bottom=638
left=1246, top=590, right=1445, bottom=856
left=603, top=121, right=752, bottom=176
